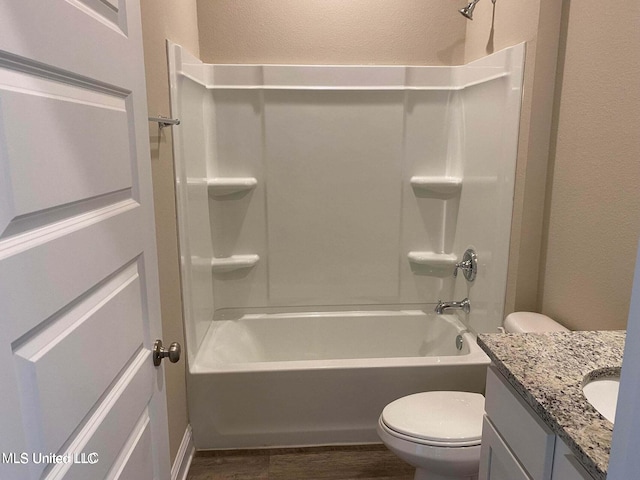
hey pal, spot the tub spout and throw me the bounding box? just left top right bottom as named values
left=435, top=298, right=471, bottom=315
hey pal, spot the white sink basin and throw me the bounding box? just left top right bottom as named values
left=582, top=370, right=620, bottom=424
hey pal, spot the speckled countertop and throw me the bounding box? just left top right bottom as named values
left=477, top=331, right=625, bottom=480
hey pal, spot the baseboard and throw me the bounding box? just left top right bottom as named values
left=171, top=425, right=195, bottom=480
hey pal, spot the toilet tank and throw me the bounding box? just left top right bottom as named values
left=504, top=312, right=569, bottom=333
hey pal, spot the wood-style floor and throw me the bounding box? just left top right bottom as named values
left=187, top=445, right=414, bottom=480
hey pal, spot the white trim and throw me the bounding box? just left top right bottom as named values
left=171, top=425, right=195, bottom=480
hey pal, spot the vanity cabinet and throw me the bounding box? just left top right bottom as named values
left=479, top=366, right=595, bottom=480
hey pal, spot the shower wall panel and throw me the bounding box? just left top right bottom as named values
left=264, top=90, right=404, bottom=304
left=206, top=90, right=269, bottom=310
left=168, top=46, right=215, bottom=362
left=400, top=90, right=462, bottom=303
left=453, top=46, right=525, bottom=333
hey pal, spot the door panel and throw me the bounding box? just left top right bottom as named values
left=0, top=67, right=132, bottom=226
left=1, top=206, right=144, bottom=337
left=13, top=262, right=145, bottom=455
left=113, top=418, right=155, bottom=480
left=50, top=354, right=153, bottom=480
left=0, top=0, right=169, bottom=479
left=68, top=0, right=128, bottom=33
left=0, top=1, right=133, bottom=84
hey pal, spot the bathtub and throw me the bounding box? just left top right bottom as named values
left=188, top=310, right=490, bottom=450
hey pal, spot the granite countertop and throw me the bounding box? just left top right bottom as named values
left=477, top=331, right=625, bottom=480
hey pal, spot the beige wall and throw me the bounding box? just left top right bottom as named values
left=140, top=0, right=200, bottom=464
left=196, top=0, right=466, bottom=65
left=537, top=0, right=640, bottom=330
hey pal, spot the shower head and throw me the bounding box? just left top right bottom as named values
left=459, top=0, right=480, bottom=20
left=459, top=0, right=495, bottom=20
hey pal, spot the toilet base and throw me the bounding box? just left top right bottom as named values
left=377, top=417, right=480, bottom=480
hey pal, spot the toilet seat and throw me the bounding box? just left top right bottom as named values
left=381, top=391, right=484, bottom=447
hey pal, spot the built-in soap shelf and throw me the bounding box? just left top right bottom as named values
left=407, top=251, right=458, bottom=267
left=410, top=176, right=462, bottom=197
left=208, top=177, right=257, bottom=197
left=408, top=252, right=457, bottom=276
left=211, top=254, right=260, bottom=273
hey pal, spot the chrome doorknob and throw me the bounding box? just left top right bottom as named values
left=153, top=340, right=181, bottom=366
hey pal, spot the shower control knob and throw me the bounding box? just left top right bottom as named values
left=454, top=248, right=478, bottom=282
left=153, top=339, right=182, bottom=366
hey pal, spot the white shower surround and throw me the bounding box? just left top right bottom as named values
left=169, top=42, right=525, bottom=361
left=168, top=42, right=525, bottom=449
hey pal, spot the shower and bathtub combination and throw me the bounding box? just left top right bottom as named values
left=168, top=42, right=525, bottom=450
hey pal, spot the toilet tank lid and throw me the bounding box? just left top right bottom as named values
left=504, top=312, right=569, bottom=333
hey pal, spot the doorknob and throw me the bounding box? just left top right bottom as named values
left=153, top=340, right=181, bottom=366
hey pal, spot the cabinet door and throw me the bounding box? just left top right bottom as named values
left=479, top=416, right=531, bottom=480
left=485, top=367, right=555, bottom=479
left=551, top=438, right=594, bottom=480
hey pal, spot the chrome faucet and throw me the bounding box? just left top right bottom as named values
left=435, top=298, right=471, bottom=315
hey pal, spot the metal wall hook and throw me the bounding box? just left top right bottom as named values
left=148, top=115, right=181, bottom=129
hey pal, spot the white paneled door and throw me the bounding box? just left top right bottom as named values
left=0, top=1, right=170, bottom=479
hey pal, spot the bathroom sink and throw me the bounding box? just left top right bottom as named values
left=582, top=369, right=621, bottom=424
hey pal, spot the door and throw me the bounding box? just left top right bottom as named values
left=0, top=1, right=170, bottom=479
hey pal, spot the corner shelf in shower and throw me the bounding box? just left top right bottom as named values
left=211, top=254, right=260, bottom=273
left=208, top=177, right=257, bottom=197
left=407, top=251, right=458, bottom=267
left=410, top=176, right=462, bottom=196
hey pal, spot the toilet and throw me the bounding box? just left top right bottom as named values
left=377, top=312, right=568, bottom=480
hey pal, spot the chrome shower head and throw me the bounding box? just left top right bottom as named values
left=459, top=0, right=480, bottom=20
left=459, top=0, right=496, bottom=20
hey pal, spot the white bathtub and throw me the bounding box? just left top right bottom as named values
left=189, top=310, right=490, bottom=450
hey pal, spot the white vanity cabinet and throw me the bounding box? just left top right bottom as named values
left=479, top=366, right=595, bottom=480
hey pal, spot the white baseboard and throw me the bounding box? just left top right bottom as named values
left=171, top=425, right=195, bottom=480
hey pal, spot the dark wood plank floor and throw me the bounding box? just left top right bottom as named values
left=187, top=445, right=414, bottom=480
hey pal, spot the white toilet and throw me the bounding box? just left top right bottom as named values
left=377, top=312, right=568, bottom=480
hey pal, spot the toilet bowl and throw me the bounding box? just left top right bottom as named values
left=377, top=391, right=483, bottom=480
left=377, top=312, right=567, bottom=480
